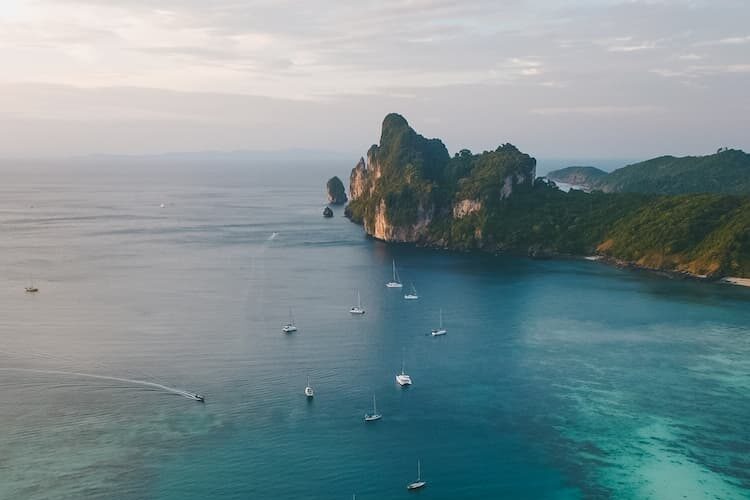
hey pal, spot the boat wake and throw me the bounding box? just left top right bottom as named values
left=0, top=368, right=205, bottom=402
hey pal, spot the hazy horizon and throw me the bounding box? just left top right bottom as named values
left=1, top=1, right=748, bottom=159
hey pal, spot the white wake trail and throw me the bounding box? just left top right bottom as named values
left=0, top=368, right=203, bottom=401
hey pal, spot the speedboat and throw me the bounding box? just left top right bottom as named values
left=195, top=394, right=205, bottom=403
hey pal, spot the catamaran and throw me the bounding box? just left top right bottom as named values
left=396, top=358, right=412, bottom=386
left=404, top=282, right=419, bottom=300
left=386, top=259, right=403, bottom=288
left=304, top=376, right=314, bottom=398
left=349, top=290, right=366, bottom=315
left=364, top=394, right=382, bottom=421
left=431, top=309, right=447, bottom=336
left=282, top=307, right=298, bottom=333
left=407, top=460, right=427, bottom=490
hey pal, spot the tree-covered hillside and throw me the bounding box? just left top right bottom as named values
left=597, top=149, right=750, bottom=194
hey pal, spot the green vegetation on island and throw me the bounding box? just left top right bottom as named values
left=345, top=114, right=750, bottom=279
left=551, top=149, right=750, bottom=195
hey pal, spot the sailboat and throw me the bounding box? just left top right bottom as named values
left=404, top=282, right=419, bottom=300
left=349, top=290, right=365, bottom=315
left=25, top=275, right=38, bottom=293
left=282, top=307, right=298, bottom=333
left=431, top=309, right=447, bottom=336
left=304, top=376, right=314, bottom=398
left=395, top=357, right=412, bottom=386
left=407, top=460, right=427, bottom=490
left=364, top=394, right=382, bottom=421
left=385, top=259, right=403, bottom=288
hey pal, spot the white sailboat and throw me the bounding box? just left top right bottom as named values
left=385, top=259, right=403, bottom=288
left=404, top=282, right=419, bottom=300
left=407, top=460, right=427, bottom=490
left=364, top=394, right=382, bottom=422
left=431, top=309, right=447, bottom=336
left=304, top=376, right=314, bottom=398
left=349, top=290, right=365, bottom=315
left=395, top=357, right=412, bottom=386
left=282, top=307, right=298, bottom=333
left=25, top=275, right=38, bottom=293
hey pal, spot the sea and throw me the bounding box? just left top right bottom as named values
left=1, top=160, right=748, bottom=500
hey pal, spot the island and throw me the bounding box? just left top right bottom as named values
left=326, top=176, right=348, bottom=205
left=549, top=148, right=750, bottom=194
left=344, top=113, right=750, bottom=280
left=546, top=166, right=608, bottom=191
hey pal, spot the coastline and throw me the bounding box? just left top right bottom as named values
left=353, top=220, right=750, bottom=289
left=719, top=277, right=750, bottom=288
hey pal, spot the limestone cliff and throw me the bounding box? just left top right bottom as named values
left=346, top=113, right=536, bottom=246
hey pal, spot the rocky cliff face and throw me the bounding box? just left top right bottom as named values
left=346, top=113, right=536, bottom=246
left=453, top=199, right=482, bottom=219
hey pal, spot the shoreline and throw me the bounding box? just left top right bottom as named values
left=352, top=221, right=750, bottom=289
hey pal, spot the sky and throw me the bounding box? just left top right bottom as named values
left=0, top=0, right=748, bottom=160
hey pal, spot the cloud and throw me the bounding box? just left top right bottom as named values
left=696, top=35, right=750, bottom=46
left=530, top=105, right=662, bottom=116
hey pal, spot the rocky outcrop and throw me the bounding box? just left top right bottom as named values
left=349, top=158, right=368, bottom=200
left=364, top=199, right=434, bottom=241
left=453, top=199, right=482, bottom=219
left=323, top=206, right=333, bottom=218
left=326, top=176, right=348, bottom=205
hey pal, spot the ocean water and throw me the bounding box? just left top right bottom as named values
left=1, top=162, right=749, bottom=500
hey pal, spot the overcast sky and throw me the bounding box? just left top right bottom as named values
left=0, top=0, right=748, bottom=159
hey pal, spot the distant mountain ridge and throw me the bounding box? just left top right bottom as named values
left=548, top=149, right=750, bottom=195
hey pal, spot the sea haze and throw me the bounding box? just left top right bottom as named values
left=0, top=161, right=748, bottom=499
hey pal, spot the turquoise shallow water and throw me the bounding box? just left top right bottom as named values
left=0, top=163, right=749, bottom=499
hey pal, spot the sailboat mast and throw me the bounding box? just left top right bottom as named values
left=373, top=394, right=377, bottom=413
left=417, top=460, right=421, bottom=481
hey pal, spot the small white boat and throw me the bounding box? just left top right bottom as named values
left=396, top=358, right=412, bottom=386
left=349, top=290, right=366, bottom=315
left=386, top=259, right=403, bottom=288
left=431, top=309, right=447, bottom=336
left=304, top=376, right=314, bottom=398
left=25, top=275, right=38, bottom=293
left=404, top=282, right=419, bottom=300
left=282, top=307, right=298, bottom=333
left=407, top=460, right=427, bottom=490
left=364, top=394, right=382, bottom=422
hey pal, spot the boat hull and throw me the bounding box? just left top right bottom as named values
left=407, top=481, right=426, bottom=490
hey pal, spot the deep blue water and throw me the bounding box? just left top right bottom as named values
left=1, top=163, right=749, bottom=499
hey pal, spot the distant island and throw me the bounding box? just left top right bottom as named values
left=546, top=166, right=607, bottom=191
left=549, top=148, right=750, bottom=194
left=343, top=113, right=750, bottom=281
